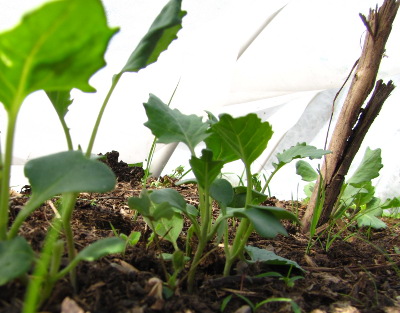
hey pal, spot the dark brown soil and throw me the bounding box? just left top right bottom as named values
left=1, top=152, right=400, bottom=313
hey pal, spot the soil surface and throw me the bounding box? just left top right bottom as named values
left=2, top=151, right=400, bottom=313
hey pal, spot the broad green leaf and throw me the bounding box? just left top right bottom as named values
left=347, top=147, right=382, bottom=186
left=229, top=186, right=268, bottom=208
left=0, top=0, right=118, bottom=110
left=245, top=246, right=304, bottom=272
left=204, top=130, right=238, bottom=163
left=76, top=237, right=125, bottom=262
left=357, top=213, right=387, bottom=229
left=382, top=197, right=400, bottom=209
left=25, top=151, right=116, bottom=204
left=144, top=94, right=209, bottom=153
left=149, top=188, right=187, bottom=211
left=189, top=149, right=224, bottom=189
left=152, top=202, right=176, bottom=221
left=0, top=236, right=34, bottom=285
left=210, top=179, right=234, bottom=207
left=120, top=0, right=186, bottom=73
left=128, top=191, right=151, bottom=217
left=154, top=213, right=183, bottom=250
left=352, top=182, right=375, bottom=207
left=296, top=160, right=318, bottom=182
left=46, top=90, right=73, bottom=119
left=229, top=207, right=288, bottom=238
left=248, top=205, right=299, bottom=223
left=207, top=114, right=273, bottom=165
left=273, top=143, right=330, bottom=170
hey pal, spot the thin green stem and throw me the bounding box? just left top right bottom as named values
left=261, top=167, right=279, bottom=194
left=223, top=163, right=253, bottom=276
left=187, top=186, right=210, bottom=292
left=60, top=192, right=79, bottom=290
left=58, top=116, right=73, bottom=151
left=0, top=111, right=18, bottom=240
left=23, top=215, right=63, bottom=313
left=86, top=73, right=121, bottom=157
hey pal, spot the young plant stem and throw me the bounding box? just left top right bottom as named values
left=0, top=111, right=18, bottom=240
left=223, top=163, right=254, bottom=276
left=261, top=167, right=279, bottom=194
left=60, top=192, right=79, bottom=290
left=86, top=73, right=122, bottom=157
left=187, top=186, right=211, bottom=292
left=58, top=116, right=73, bottom=151
left=23, top=213, right=63, bottom=313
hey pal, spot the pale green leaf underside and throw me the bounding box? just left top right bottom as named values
left=0, top=0, right=118, bottom=110
left=347, top=147, right=382, bottom=186
left=120, top=0, right=186, bottom=73
left=274, top=142, right=330, bottom=170
left=144, top=94, right=209, bottom=153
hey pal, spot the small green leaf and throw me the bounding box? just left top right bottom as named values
left=207, top=114, right=273, bottom=165
left=0, top=237, right=35, bottom=285
left=25, top=151, right=116, bottom=204
left=190, top=149, right=224, bottom=190
left=347, top=147, right=383, bottom=186
left=154, top=213, right=183, bottom=250
left=127, top=231, right=141, bottom=246
left=229, top=207, right=288, bottom=238
left=382, top=197, right=400, bottom=209
left=144, top=94, right=209, bottom=154
left=210, top=179, right=234, bottom=207
left=249, top=205, right=299, bottom=223
left=128, top=191, right=151, bottom=217
left=46, top=90, right=73, bottom=119
left=0, top=0, right=118, bottom=110
left=357, top=213, right=387, bottom=229
left=149, top=188, right=187, bottom=211
left=76, top=237, right=125, bottom=262
left=274, top=143, right=330, bottom=170
left=229, top=187, right=268, bottom=208
left=120, top=0, right=186, bottom=73
left=245, top=246, right=304, bottom=272
left=296, top=160, right=318, bottom=181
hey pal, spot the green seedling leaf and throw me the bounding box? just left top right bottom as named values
left=382, top=197, right=400, bottom=209
left=128, top=190, right=151, bottom=217
left=76, top=237, right=125, bottom=262
left=249, top=205, right=299, bottom=223
left=347, top=147, right=383, bottom=187
left=120, top=0, right=186, bottom=73
left=144, top=94, right=209, bottom=154
left=228, top=207, right=288, bottom=238
left=46, top=90, right=73, bottom=119
left=152, top=202, right=176, bottom=221
left=0, top=0, right=118, bottom=111
left=245, top=246, right=304, bottom=272
left=296, top=160, right=318, bottom=181
left=190, top=149, right=224, bottom=189
left=127, top=231, right=141, bottom=246
left=206, top=113, right=273, bottom=164
left=154, top=213, right=183, bottom=250
left=357, top=211, right=387, bottom=229
left=150, top=188, right=187, bottom=211
left=274, top=143, right=330, bottom=170
left=229, top=186, right=268, bottom=208
left=304, top=182, right=315, bottom=198
left=0, top=236, right=34, bottom=285
left=210, top=178, right=234, bottom=207
left=25, top=151, right=116, bottom=204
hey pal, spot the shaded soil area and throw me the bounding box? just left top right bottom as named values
left=1, top=151, right=400, bottom=313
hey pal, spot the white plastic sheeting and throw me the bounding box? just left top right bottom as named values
left=1, top=1, right=399, bottom=200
